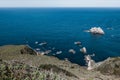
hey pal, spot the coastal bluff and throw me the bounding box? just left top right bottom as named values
left=0, top=45, right=120, bottom=80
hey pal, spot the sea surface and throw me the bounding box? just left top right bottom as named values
left=0, top=8, right=120, bottom=65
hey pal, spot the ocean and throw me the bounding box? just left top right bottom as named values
left=0, top=8, right=120, bottom=65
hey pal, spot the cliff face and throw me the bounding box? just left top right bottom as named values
left=20, top=45, right=36, bottom=55
left=0, top=45, right=120, bottom=80
left=95, top=57, right=120, bottom=77
left=0, top=45, right=80, bottom=80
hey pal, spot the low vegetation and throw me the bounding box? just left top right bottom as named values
left=95, top=57, right=120, bottom=77
left=39, top=64, right=78, bottom=78
left=0, top=45, right=120, bottom=80
left=0, top=59, right=71, bottom=80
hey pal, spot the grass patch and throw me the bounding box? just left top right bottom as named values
left=39, top=64, right=78, bottom=78
left=0, top=59, right=78, bottom=80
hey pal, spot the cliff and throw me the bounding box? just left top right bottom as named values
left=95, top=57, right=120, bottom=77
left=0, top=45, right=119, bottom=80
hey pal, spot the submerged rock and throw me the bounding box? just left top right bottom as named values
left=74, top=41, right=81, bottom=45
left=39, top=42, right=47, bottom=46
left=56, top=51, right=62, bottom=54
left=69, top=49, right=76, bottom=54
left=35, top=48, right=40, bottom=51
left=35, top=41, right=39, bottom=44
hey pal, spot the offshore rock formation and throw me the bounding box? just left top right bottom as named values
left=86, top=27, right=105, bottom=35
left=89, top=27, right=105, bottom=34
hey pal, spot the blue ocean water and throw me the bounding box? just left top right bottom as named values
left=0, top=8, right=120, bottom=65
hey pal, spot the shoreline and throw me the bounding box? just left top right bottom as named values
left=0, top=44, right=120, bottom=80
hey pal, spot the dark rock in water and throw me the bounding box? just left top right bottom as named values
left=95, top=57, right=120, bottom=77
left=20, top=46, right=36, bottom=55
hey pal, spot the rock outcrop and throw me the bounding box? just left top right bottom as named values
left=95, top=57, right=120, bottom=77
left=0, top=45, right=36, bottom=55
left=89, top=27, right=105, bottom=35
left=20, top=45, right=36, bottom=55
